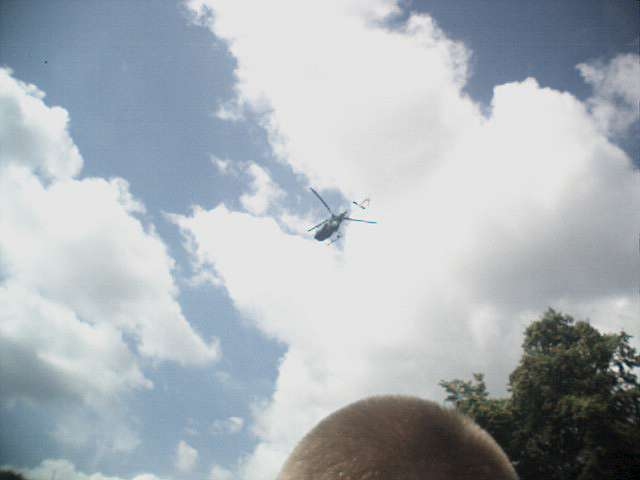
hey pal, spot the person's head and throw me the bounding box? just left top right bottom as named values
left=279, top=395, right=517, bottom=480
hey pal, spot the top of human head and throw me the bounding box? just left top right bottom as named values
left=278, top=395, right=518, bottom=480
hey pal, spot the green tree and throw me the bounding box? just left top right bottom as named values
left=439, top=373, right=515, bottom=459
left=0, top=471, right=28, bottom=480
left=441, top=308, right=640, bottom=480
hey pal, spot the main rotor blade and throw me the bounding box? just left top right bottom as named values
left=344, top=217, right=377, bottom=224
left=307, top=218, right=329, bottom=232
left=310, top=188, right=334, bottom=215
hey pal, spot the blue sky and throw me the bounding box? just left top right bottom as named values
left=1, top=1, right=638, bottom=479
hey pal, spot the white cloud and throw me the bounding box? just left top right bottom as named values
left=0, top=168, right=220, bottom=367
left=276, top=210, right=316, bottom=235
left=239, top=163, right=285, bottom=215
left=0, top=67, right=220, bottom=452
left=187, top=0, right=476, bottom=199
left=175, top=440, right=199, bottom=473
left=4, top=459, right=164, bottom=480
left=215, top=100, right=244, bottom=122
left=51, top=407, right=143, bottom=454
left=210, top=416, right=244, bottom=435
left=210, top=464, right=234, bottom=480
left=210, top=157, right=285, bottom=215
left=211, top=155, right=234, bottom=175
left=0, top=284, right=150, bottom=407
left=0, top=68, right=82, bottom=180
left=577, top=53, right=640, bottom=135
left=182, top=1, right=640, bottom=478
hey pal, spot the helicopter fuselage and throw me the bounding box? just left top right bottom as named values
left=314, top=212, right=347, bottom=241
left=307, top=187, right=376, bottom=242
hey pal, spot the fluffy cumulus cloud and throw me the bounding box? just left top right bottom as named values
left=577, top=53, right=640, bottom=135
left=175, top=440, right=199, bottom=473
left=0, top=69, right=82, bottom=179
left=187, top=0, right=474, bottom=199
left=0, top=67, right=220, bottom=452
left=210, top=416, right=244, bottom=435
left=4, top=459, right=164, bottom=480
left=182, top=1, right=640, bottom=478
left=210, top=464, right=234, bottom=480
left=210, top=157, right=285, bottom=215
left=211, top=155, right=233, bottom=175
left=239, top=163, right=285, bottom=215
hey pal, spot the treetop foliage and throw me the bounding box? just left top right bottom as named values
left=0, top=471, right=28, bottom=480
left=441, top=308, right=640, bottom=480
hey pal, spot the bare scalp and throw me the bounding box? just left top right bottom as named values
left=278, top=395, right=517, bottom=480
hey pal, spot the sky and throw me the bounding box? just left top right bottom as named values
left=0, top=1, right=638, bottom=479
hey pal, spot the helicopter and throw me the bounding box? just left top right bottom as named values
left=307, top=188, right=377, bottom=243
